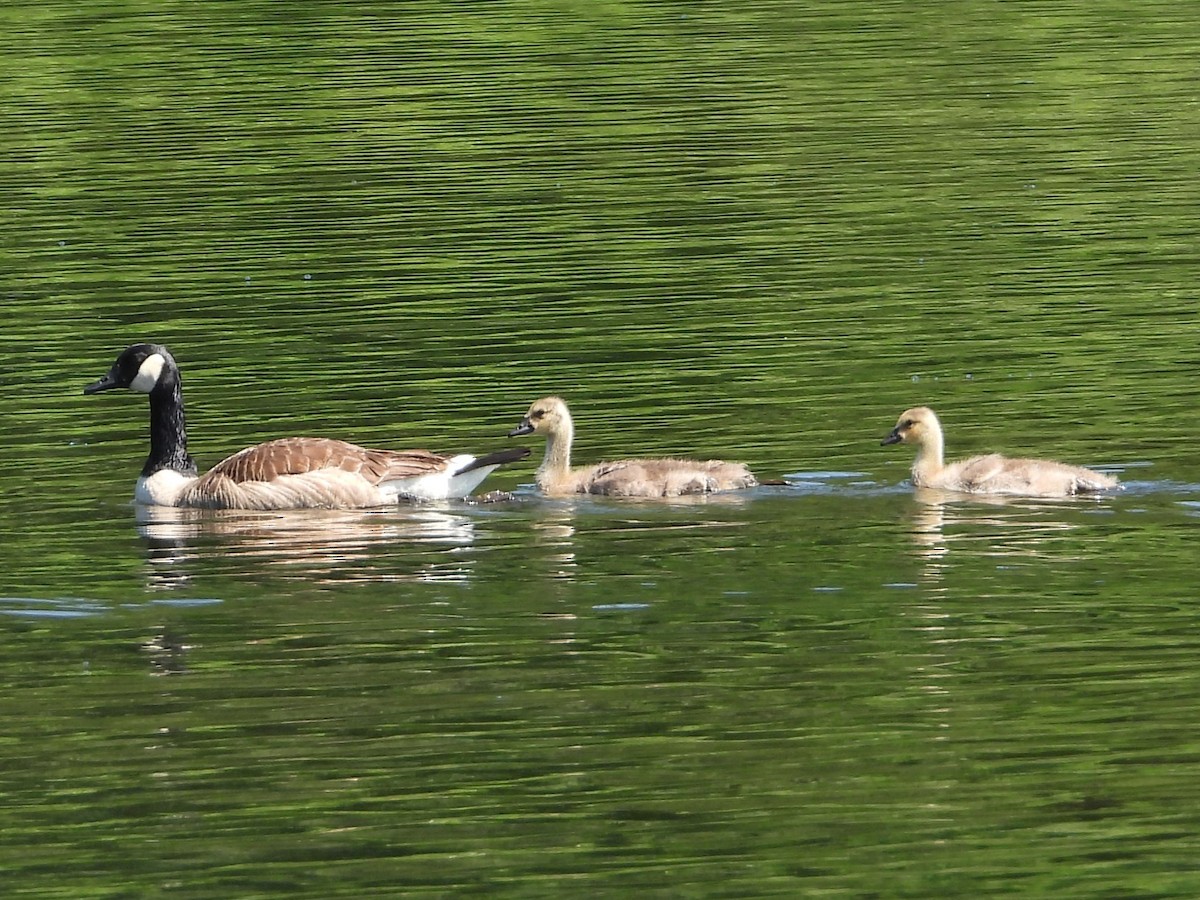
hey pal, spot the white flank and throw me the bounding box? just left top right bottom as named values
left=381, top=454, right=498, bottom=501
left=130, top=353, right=166, bottom=393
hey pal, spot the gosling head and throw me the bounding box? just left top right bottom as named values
left=882, top=406, right=940, bottom=446
left=84, top=343, right=177, bottom=396
left=508, top=396, right=571, bottom=438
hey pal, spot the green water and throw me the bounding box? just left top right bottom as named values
left=3, top=1, right=1200, bottom=896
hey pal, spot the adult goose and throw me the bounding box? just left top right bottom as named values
left=507, top=396, right=757, bottom=498
left=882, top=406, right=1119, bottom=497
left=84, top=343, right=529, bottom=508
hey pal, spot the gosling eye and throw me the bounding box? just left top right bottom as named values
left=530, top=409, right=545, bottom=420
left=900, top=419, right=914, bottom=429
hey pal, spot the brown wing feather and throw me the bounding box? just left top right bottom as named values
left=200, top=437, right=451, bottom=487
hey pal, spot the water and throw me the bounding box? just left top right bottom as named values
left=3, top=0, right=1200, bottom=895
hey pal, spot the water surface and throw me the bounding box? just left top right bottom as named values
left=3, top=0, right=1200, bottom=896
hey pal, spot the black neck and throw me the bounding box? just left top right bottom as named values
left=143, top=365, right=197, bottom=477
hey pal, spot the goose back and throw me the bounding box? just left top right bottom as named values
left=566, top=457, right=758, bottom=497
left=172, top=437, right=460, bottom=509
left=936, top=453, right=1119, bottom=496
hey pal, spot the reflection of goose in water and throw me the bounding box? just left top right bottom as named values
left=141, top=626, right=195, bottom=675
left=84, top=343, right=528, bottom=508
left=508, top=396, right=757, bottom=498
left=903, top=488, right=1103, bottom=587
left=524, top=503, right=578, bottom=581
left=503, top=492, right=757, bottom=592
left=137, top=505, right=479, bottom=588
left=883, top=407, right=1119, bottom=497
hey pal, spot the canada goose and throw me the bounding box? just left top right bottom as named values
left=882, top=406, right=1119, bottom=497
left=83, top=343, right=530, bottom=509
left=507, top=396, right=757, bottom=497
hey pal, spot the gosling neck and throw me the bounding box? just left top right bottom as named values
left=144, top=364, right=198, bottom=478
left=910, top=429, right=945, bottom=488
left=537, top=415, right=575, bottom=489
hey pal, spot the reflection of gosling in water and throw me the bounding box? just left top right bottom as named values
left=508, top=396, right=757, bottom=498
left=882, top=406, right=1119, bottom=497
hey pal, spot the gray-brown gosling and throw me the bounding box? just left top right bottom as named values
left=882, top=406, right=1119, bottom=497
left=507, top=396, right=757, bottom=498
left=84, top=343, right=529, bottom=509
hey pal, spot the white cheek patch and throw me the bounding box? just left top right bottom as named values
left=130, top=353, right=166, bottom=393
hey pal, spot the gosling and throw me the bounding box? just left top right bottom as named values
left=882, top=406, right=1119, bottom=497
left=508, top=396, right=757, bottom=498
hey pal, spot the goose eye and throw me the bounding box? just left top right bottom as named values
left=530, top=409, right=545, bottom=420
left=900, top=420, right=914, bottom=429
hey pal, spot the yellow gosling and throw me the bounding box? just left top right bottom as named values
left=882, top=406, right=1119, bottom=497
left=508, top=396, right=757, bottom=498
